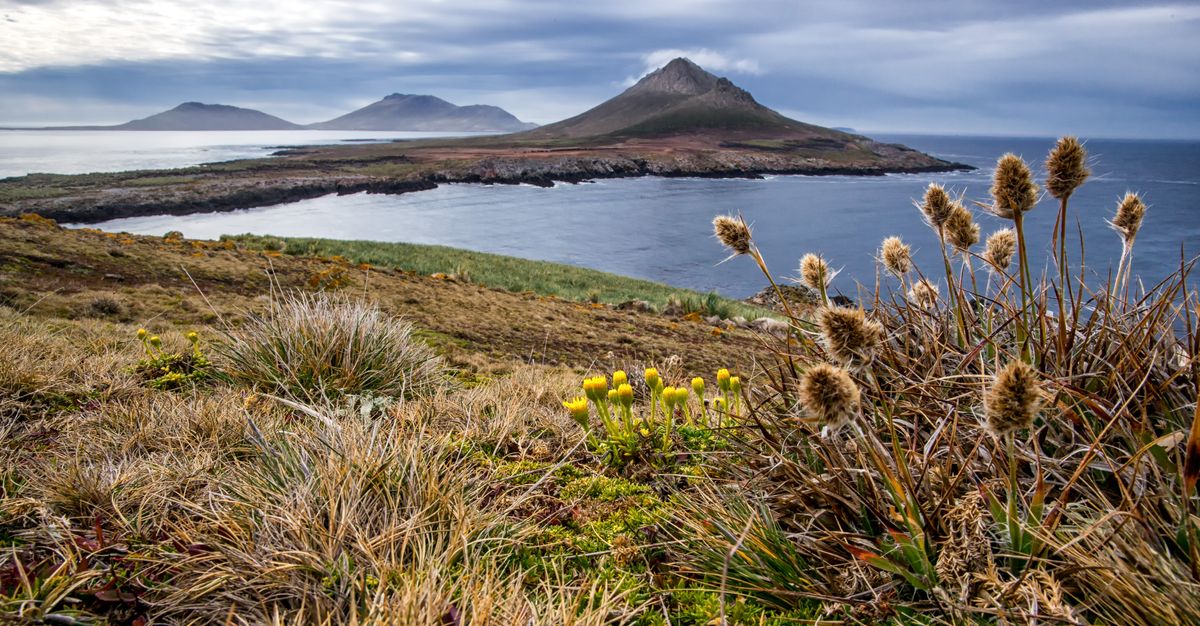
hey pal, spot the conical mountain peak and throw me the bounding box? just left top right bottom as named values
left=630, top=57, right=720, bottom=96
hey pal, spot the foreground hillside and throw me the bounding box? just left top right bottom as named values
left=4, top=137, right=1199, bottom=626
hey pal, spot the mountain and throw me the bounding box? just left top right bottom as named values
left=526, top=58, right=857, bottom=143
left=309, top=94, right=537, bottom=132
left=111, top=102, right=303, bottom=131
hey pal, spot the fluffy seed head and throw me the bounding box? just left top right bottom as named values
left=799, top=253, right=833, bottom=291
left=907, top=279, right=940, bottom=309
left=984, top=229, right=1017, bottom=272
left=990, top=153, right=1039, bottom=219
left=713, top=215, right=752, bottom=255
left=818, top=307, right=885, bottom=368
left=984, top=360, right=1047, bottom=437
left=1045, top=136, right=1090, bottom=200
left=1109, top=192, right=1147, bottom=245
left=945, top=202, right=980, bottom=253
left=880, top=236, right=912, bottom=277
left=799, top=363, right=861, bottom=432
left=920, top=183, right=954, bottom=231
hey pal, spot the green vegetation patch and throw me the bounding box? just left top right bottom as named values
left=224, top=234, right=771, bottom=319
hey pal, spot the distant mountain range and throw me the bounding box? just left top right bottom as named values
left=30, top=96, right=536, bottom=132
left=309, top=94, right=537, bottom=132
left=117, top=102, right=303, bottom=131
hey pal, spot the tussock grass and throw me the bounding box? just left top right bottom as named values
left=216, top=291, right=445, bottom=401
left=678, top=137, right=1200, bottom=624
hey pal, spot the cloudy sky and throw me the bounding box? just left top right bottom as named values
left=1, top=0, right=1197, bottom=137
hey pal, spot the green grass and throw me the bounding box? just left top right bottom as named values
left=224, top=234, right=772, bottom=320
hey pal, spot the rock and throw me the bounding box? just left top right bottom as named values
left=744, top=284, right=819, bottom=313
left=750, top=317, right=791, bottom=336
left=616, top=299, right=653, bottom=313
left=731, top=316, right=747, bottom=327
left=704, top=315, right=721, bottom=325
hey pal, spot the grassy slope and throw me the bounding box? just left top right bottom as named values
left=223, top=234, right=771, bottom=320
left=0, top=214, right=818, bottom=625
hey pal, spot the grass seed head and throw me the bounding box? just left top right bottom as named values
left=880, top=236, right=912, bottom=277
left=1046, top=136, right=1090, bottom=200
left=984, top=228, right=1017, bottom=272
left=945, top=202, right=980, bottom=253
left=799, top=363, right=861, bottom=432
left=921, top=182, right=954, bottom=231
left=818, top=307, right=884, bottom=368
left=984, top=360, right=1047, bottom=437
left=1110, top=192, right=1147, bottom=246
left=907, top=279, right=940, bottom=309
left=713, top=215, right=752, bottom=255
left=990, top=153, right=1040, bottom=219
left=799, top=253, right=834, bottom=291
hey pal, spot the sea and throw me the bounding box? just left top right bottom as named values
left=3, top=130, right=1196, bottom=298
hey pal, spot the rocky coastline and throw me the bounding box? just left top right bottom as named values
left=3, top=150, right=972, bottom=224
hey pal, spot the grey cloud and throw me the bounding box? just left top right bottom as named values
left=0, top=0, right=1196, bottom=137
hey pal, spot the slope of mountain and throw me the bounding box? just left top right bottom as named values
left=309, top=94, right=536, bottom=132
left=111, top=102, right=303, bottom=131
left=526, top=58, right=855, bottom=143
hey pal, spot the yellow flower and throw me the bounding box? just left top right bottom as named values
left=617, top=383, right=634, bottom=407
left=717, top=368, right=731, bottom=392
left=563, top=397, right=589, bottom=427
left=136, top=328, right=148, bottom=341
left=613, top=370, right=628, bottom=387
left=149, top=335, right=162, bottom=348
left=673, top=386, right=690, bottom=405
left=729, top=376, right=742, bottom=395
left=639, top=427, right=650, bottom=437
left=662, top=386, right=677, bottom=408
left=583, top=376, right=609, bottom=401
left=712, top=397, right=727, bottom=412
left=186, top=331, right=199, bottom=344
left=644, top=368, right=661, bottom=390
left=691, top=377, right=705, bottom=396
left=607, top=389, right=618, bottom=403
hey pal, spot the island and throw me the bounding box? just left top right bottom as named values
left=0, top=58, right=972, bottom=223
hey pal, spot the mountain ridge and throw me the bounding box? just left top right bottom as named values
left=308, top=94, right=537, bottom=132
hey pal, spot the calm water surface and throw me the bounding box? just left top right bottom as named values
left=0, top=130, right=488, bottom=178
left=76, top=135, right=1200, bottom=298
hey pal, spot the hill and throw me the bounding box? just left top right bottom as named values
left=109, top=102, right=303, bottom=131
left=524, top=58, right=859, bottom=145
left=309, top=94, right=537, bottom=132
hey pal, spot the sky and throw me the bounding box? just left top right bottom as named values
left=1, top=1, right=1197, bottom=138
